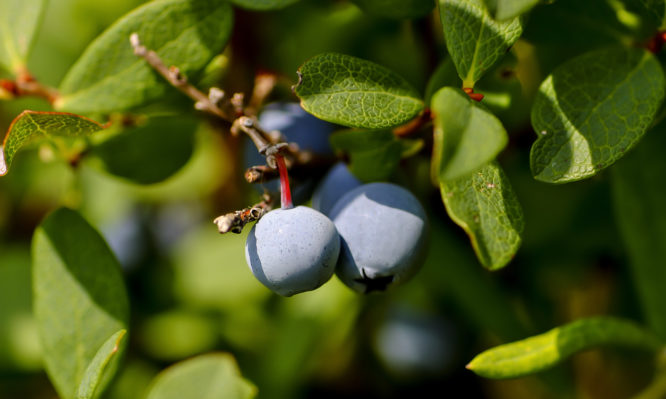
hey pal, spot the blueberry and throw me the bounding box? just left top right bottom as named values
left=312, top=162, right=362, bottom=216
left=243, top=103, right=335, bottom=204
left=329, top=183, right=428, bottom=293
left=374, top=307, right=456, bottom=377
left=257, top=102, right=333, bottom=155
left=245, top=206, right=340, bottom=296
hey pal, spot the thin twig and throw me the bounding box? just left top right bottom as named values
left=245, top=165, right=278, bottom=183
left=130, top=33, right=302, bottom=232
left=130, top=33, right=234, bottom=122
left=246, top=72, right=278, bottom=115
left=0, top=69, right=59, bottom=104
left=214, top=195, right=273, bottom=234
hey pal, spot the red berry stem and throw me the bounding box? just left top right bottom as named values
left=276, top=155, right=293, bottom=209
left=463, top=87, right=484, bottom=102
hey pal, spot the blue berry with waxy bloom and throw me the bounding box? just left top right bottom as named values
left=243, top=102, right=335, bottom=204
left=329, top=182, right=428, bottom=293
left=312, top=162, right=362, bottom=216
left=245, top=206, right=340, bottom=296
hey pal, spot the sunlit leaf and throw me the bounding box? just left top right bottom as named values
left=530, top=47, right=664, bottom=183
left=145, top=353, right=257, bottom=399
left=33, top=208, right=129, bottom=399
left=77, top=330, right=127, bottom=399
left=440, top=162, right=523, bottom=270
left=294, top=53, right=424, bottom=129
left=431, top=87, right=507, bottom=181
left=439, top=0, right=523, bottom=87
left=1, top=111, right=105, bottom=176
left=0, top=0, right=46, bottom=72
left=56, top=0, right=233, bottom=114
left=468, top=316, right=662, bottom=379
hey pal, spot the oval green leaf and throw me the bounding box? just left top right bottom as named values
left=56, top=0, right=233, bottom=114
left=294, top=53, right=424, bottom=129
left=330, top=129, right=421, bottom=182
left=468, top=316, right=663, bottom=379
left=77, top=330, right=127, bottom=399
left=33, top=208, right=129, bottom=399
left=612, top=128, right=666, bottom=341
left=145, top=353, right=257, bottom=399
left=0, top=0, right=46, bottom=72
left=431, top=87, right=507, bottom=181
left=231, top=0, right=300, bottom=10
left=90, top=117, right=197, bottom=185
left=439, top=0, right=523, bottom=87
left=351, top=0, right=435, bottom=19
left=440, top=161, right=523, bottom=270
left=0, top=111, right=106, bottom=176
left=530, top=47, right=665, bottom=183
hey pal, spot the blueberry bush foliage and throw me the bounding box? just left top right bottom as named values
left=1, top=0, right=666, bottom=398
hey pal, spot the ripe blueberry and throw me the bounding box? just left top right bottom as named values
left=329, top=183, right=428, bottom=293
left=312, top=162, right=362, bottom=216
left=245, top=206, right=340, bottom=296
left=243, top=102, right=334, bottom=203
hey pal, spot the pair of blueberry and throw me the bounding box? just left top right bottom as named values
left=243, top=103, right=428, bottom=296
left=245, top=164, right=429, bottom=296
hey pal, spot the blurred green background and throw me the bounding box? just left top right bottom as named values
left=0, top=0, right=657, bottom=398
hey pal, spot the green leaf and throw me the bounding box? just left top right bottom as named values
left=611, top=128, right=666, bottom=341
left=56, top=0, right=233, bottom=114
left=90, top=117, right=197, bottom=185
left=294, top=53, right=424, bottom=129
left=440, top=161, right=523, bottom=270
left=530, top=47, right=664, bottom=183
left=0, top=0, right=46, bottom=73
left=468, top=316, right=663, bottom=379
left=330, top=129, right=421, bottom=181
left=351, top=0, right=435, bottom=19
left=33, top=208, right=129, bottom=399
left=431, top=87, right=507, bottom=181
left=439, top=0, right=523, bottom=87
left=492, top=0, right=539, bottom=20
left=145, top=353, right=257, bottom=399
left=0, top=111, right=106, bottom=177
left=231, top=0, right=300, bottom=10
left=76, top=330, right=127, bottom=399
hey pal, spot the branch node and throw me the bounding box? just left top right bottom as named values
left=213, top=195, right=273, bottom=234
left=209, top=87, right=225, bottom=105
